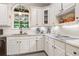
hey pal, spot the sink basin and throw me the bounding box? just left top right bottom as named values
left=12, top=33, right=28, bottom=36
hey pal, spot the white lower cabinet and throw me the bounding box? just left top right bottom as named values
left=48, top=38, right=54, bottom=56
left=66, top=44, right=79, bottom=56
left=54, top=45, right=65, bottom=56
left=7, top=37, right=30, bottom=55
left=20, top=38, right=30, bottom=54
left=7, top=37, right=36, bottom=55
left=48, top=42, right=54, bottom=56
left=54, top=40, right=66, bottom=56
left=29, top=38, right=36, bottom=52
left=44, top=36, right=49, bottom=54
left=7, top=37, right=19, bottom=55
left=44, top=36, right=66, bottom=56
left=7, top=36, right=44, bottom=55
left=36, top=36, right=44, bottom=51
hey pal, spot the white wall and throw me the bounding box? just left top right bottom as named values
left=53, top=24, right=79, bottom=38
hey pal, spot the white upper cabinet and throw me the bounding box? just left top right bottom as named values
left=0, top=4, right=8, bottom=25
left=63, top=3, right=75, bottom=11
left=37, top=8, right=43, bottom=26
left=52, top=3, right=76, bottom=25
left=54, top=3, right=61, bottom=15
left=43, top=7, right=49, bottom=26
left=30, top=7, right=37, bottom=27
left=75, top=3, right=79, bottom=21
left=30, top=7, right=43, bottom=27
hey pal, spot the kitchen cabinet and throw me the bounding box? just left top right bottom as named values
left=66, top=44, right=79, bottom=56
left=63, top=3, right=75, bottom=11
left=7, top=37, right=19, bottom=55
left=44, top=36, right=66, bottom=56
left=54, top=3, right=61, bottom=16
left=30, top=7, right=43, bottom=27
left=30, top=7, right=37, bottom=27
left=75, top=3, right=79, bottom=22
left=0, top=4, right=8, bottom=25
left=48, top=38, right=54, bottom=56
left=54, top=46, right=65, bottom=56
left=49, top=4, right=61, bottom=25
left=19, top=38, right=30, bottom=54
left=43, top=6, right=50, bottom=26
left=54, top=40, right=65, bottom=56
left=44, top=36, right=49, bottom=54
left=7, top=36, right=45, bottom=55
left=37, top=8, right=43, bottom=26
left=36, top=36, right=44, bottom=51
left=48, top=4, right=56, bottom=26
left=29, top=37, right=36, bottom=52
left=7, top=37, right=32, bottom=55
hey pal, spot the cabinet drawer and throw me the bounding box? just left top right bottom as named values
left=66, top=44, right=79, bottom=56
left=55, top=40, right=65, bottom=50
left=49, top=38, right=54, bottom=45
left=54, top=47, right=65, bottom=56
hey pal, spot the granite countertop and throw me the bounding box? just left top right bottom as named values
left=45, top=34, right=79, bottom=48
left=5, top=34, right=44, bottom=37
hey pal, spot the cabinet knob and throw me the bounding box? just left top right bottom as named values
left=20, top=41, right=21, bottom=43
left=76, top=17, right=79, bottom=19
left=17, top=41, right=18, bottom=43
left=73, top=52, right=77, bottom=54
left=54, top=46, right=56, bottom=49
left=52, top=45, right=54, bottom=47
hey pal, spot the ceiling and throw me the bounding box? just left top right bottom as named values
left=4, top=3, right=51, bottom=7
left=25, top=3, right=51, bottom=7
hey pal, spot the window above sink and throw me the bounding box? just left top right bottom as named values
left=13, top=4, right=30, bottom=29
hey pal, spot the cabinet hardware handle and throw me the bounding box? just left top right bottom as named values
left=52, top=45, right=54, bottom=47
left=17, top=41, right=18, bottom=43
left=73, top=52, right=77, bottom=54
left=54, top=46, right=56, bottom=49
left=20, top=41, right=21, bottom=43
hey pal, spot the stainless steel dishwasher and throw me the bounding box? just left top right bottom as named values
left=0, top=37, right=6, bottom=56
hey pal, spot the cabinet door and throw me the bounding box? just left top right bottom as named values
left=0, top=4, right=8, bottom=25
left=37, top=8, right=43, bottom=26
left=54, top=3, right=61, bottom=15
left=44, top=37, right=49, bottom=54
left=20, top=38, right=30, bottom=54
left=48, top=38, right=54, bottom=56
left=48, top=4, right=55, bottom=26
left=7, top=37, right=19, bottom=55
left=54, top=40, right=65, bottom=56
left=30, top=8, right=37, bottom=27
left=51, top=3, right=61, bottom=25
left=29, top=38, right=36, bottom=52
left=54, top=45, right=65, bottom=56
left=66, top=44, right=79, bottom=56
left=36, top=36, right=44, bottom=51
left=75, top=3, right=79, bottom=21
left=63, top=3, right=75, bottom=11
left=43, top=6, right=49, bottom=26
left=48, top=42, right=54, bottom=56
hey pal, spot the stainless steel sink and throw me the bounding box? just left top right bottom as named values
left=12, top=33, right=28, bottom=36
